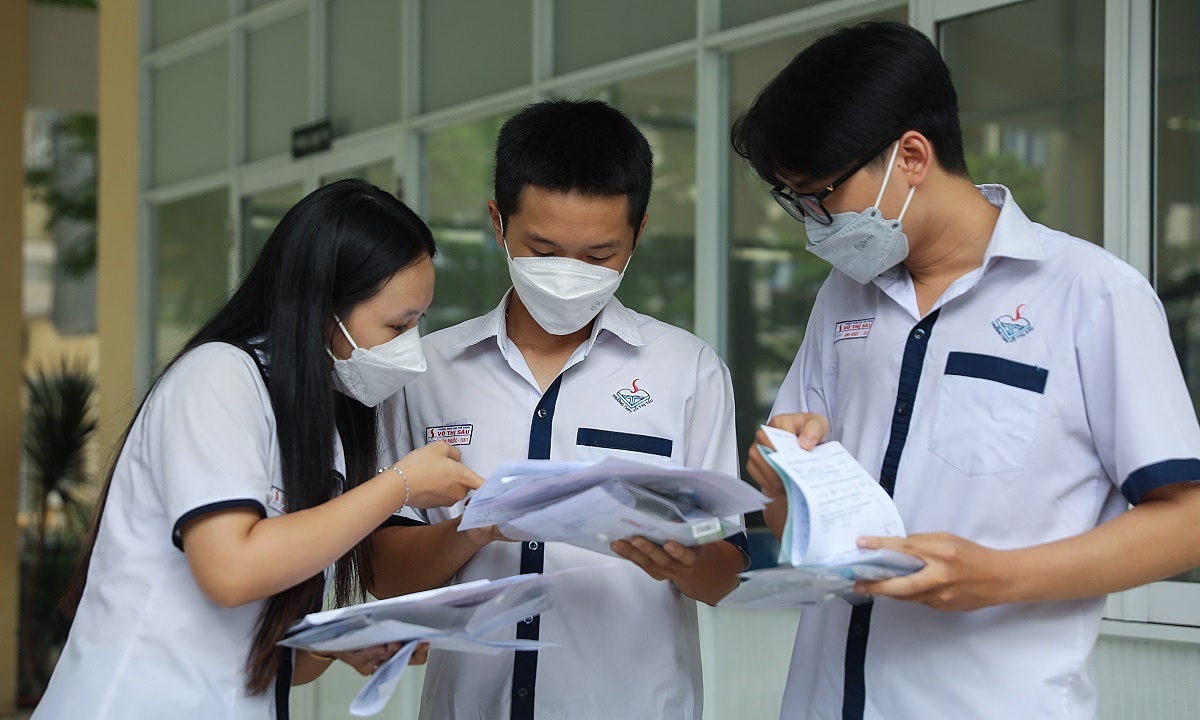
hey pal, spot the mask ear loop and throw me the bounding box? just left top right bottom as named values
left=326, top=314, right=361, bottom=361
left=334, top=315, right=361, bottom=349
left=498, top=214, right=516, bottom=262
left=896, top=184, right=916, bottom=223
left=873, top=140, right=917, bottom=223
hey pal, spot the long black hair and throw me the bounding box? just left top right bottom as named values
left=63, top=178, right=437, bottom=694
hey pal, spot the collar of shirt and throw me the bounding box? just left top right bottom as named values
left=873, top=183, right=1047, bottom=316
left=977, top=183, right=1047, bottom=266
left=450, top=288, right=645, bottom=354
left=449, top=288, right=646, bottom=395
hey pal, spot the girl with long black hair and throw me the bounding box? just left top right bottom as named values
left=33, top=179, right=482, bottom=719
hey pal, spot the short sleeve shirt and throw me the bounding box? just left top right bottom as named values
left=380, top=294, right=741, bottom=720
left=773, top=185, right=1200, bottom=720
left=35, top=343, right=341, bottom=720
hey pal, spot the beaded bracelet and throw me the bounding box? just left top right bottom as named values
left=378, top=465, right=410, bottom=511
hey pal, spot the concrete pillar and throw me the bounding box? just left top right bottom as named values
left=96, top=0, right=139, bottom=496
left=0, top=1, right=27, bottom=712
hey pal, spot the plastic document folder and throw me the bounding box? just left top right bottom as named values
left=720, top=426, right=923, bottom=610
left=458, top=457, right=768, bottom=555
left=279, top=567, right=598, bottom=716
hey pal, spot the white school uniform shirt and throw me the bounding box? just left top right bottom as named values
left=34, top=342, right=342, bottom=720
left=380, top=292, right=741, bottom=720
left=773, top=185, right=1200, bottom=720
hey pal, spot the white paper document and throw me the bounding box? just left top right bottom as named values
left=459, top=457, right=768, bottom=555
left=278, top=568, right=595, bottom=716
left=720, top=427, right=923, bottom=609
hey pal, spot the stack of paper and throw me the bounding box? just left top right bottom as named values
left=720, top=427, right=923, bottom=610
left=279, top=570, right=579, bottom=716
left=459, top=458, right=768, bottom=555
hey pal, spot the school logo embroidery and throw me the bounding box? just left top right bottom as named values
left=992, top=304, right=1034, bottom=343
left=267, top=485, right=286, bottom=514
left=834, top=317, right=874, bottom=342
left=426, top=424, right=473, bottom=446
left=613, top=378, right=653, bottom=413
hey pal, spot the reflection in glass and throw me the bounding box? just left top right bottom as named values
left=728, top=35, right=829, bottom=483
left=941, top=0, right=1104, bottom=244
left=151, top=0, right=228, bottom=48
left=247, top=12, right=310, bottom=161
left=321, top=162, right=395, bottom=195
left=720, top=0, right=823, bottom=30
left=1155, top=0, right=1200, bottom=585
left=152, top=45, right=228, bottom=186
left=154, top=188, right=229, bottom=369
left=422, top=114, right=513, bottom=332
left=554, top=0, right=694, bottom=75
left=329, top=0, right=402, bottom=137
left=577, top=64, right=697, bottom=331
left=420, top=0, right=530, bottom=112
left=240, top=183, right=304, bottom=280
left=725, top=11, right=906, bottom=481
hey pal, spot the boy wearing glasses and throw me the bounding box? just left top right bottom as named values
left=370, top=99, right=748, bottom=720
left=734, top=20, right=1200, bottom=720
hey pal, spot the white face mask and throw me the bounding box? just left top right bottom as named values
left=500, top=217, right=630, bottom=335
left=328, top=316, right=427, bottom=407
left=803, top=141, right=916, bottom=284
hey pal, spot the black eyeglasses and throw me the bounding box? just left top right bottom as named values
left=770, top=135, right=902, bottom=226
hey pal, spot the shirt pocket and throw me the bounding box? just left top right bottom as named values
left=574, top=427, right=675, bottom=466
left=927, top=352, right=1049, bottom=476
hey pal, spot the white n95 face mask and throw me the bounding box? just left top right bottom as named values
left=328, top=316, right=427, bottom=407
left=503, top=235, right=629, bottom=336
left=803, top=141, right=916, bottom=284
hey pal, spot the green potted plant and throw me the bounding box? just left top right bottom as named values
left=17, top=360, right=96, bottom=706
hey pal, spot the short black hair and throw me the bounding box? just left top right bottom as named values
left=494, top=98, right=653, bottom=232
left=731, top=21, right=968, bottom=187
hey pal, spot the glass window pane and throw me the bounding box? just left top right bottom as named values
left=321, top=161, right=395, bottom=193
left=154, top=188, right=229, bottom=369
left=423, top=114, right=513, bottom=331
left=151, top=0, right=228, bottom=48
left=720, top=0, right=823, bottom=30
left=1156, top=0, right=1200, bottom=584
left=152, top=45, right=229, bottom=185
left=329, top=0, right=402, bottom=136
left=247, top=13, right=310, bottom=162
left=420, top=0, right=530, bottom=112
left=941, top=0, right=1105, bottom=244
left=240, top=183, right=304, bottom=278
left=554, top=0, right=694, bottom=75
left=575, top=64, right=697, bottom=331
left=726, top=9, right=908, bottom=477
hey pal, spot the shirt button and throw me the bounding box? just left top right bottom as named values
left=850, top=623, right=865, bottom=637
left=524, top=616, right=535, bottom=624
left=912, top=328, right=927, bottom=341
left=895, top=402, right=909, bottom=416
left=517, top=688, right=529, bottom=699
left=536, top=408, right=547, bottom=418
left=527, top=541, right=539, bottom=551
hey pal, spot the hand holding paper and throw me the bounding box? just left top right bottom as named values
left=720, top=427, right=923, bottom=609
left=459, top=458, right=767, bottom=556
left=279, top=568, right=603, bottom=715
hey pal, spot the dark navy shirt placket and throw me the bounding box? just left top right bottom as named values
left=842, top=309, right=939, bottom=720
left=511, top=374, right=564, bottom=720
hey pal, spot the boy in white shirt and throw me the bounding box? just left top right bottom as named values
left=371, top=99, right=748, bottom=720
